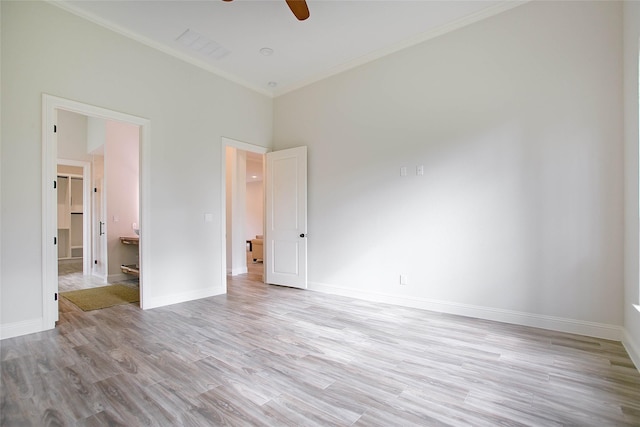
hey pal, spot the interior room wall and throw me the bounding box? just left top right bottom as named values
left=87, top=116, right=106, bottom=154
left=274, top=1, right=624, bottom=339
left=225, top=147, right=248, bottom=276
left=623, top=0, right=640, bottom=367
left=57, top=110, right=89, bottom=162
left=105, top=119, right=140, bottom=280
left=246, top=181, right=263, bottom=240
left=234, top=150, right=248, bottom=274
left=0, top=0, right=272, bottom=337
left=225, top=147, right=234, bottom=273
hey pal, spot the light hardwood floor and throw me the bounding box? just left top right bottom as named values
left=2, top=263, right=639, bottom=426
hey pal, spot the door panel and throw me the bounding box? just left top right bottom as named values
left=273, top=240, right=299, bottom=275
left=265, top=146, right=307, bottom=289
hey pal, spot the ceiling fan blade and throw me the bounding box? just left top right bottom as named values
left=285, top=0, right=310, bottom=21
left=223, top=0, right=309, bottom=21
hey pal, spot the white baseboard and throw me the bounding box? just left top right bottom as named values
left=58, top=258, right=82, bottom=265
left=2, top=286, right=226, bottom=338
left=227, top=266, right=248, bottom=276
left=108, top=273, right=137, bottom=283
left=0, top=317, right=48, bottom=340
left=623, top=329, right=640, bottom=373
left=308, top=281, right=623, bottom=341
left=142, top=286, right=226, bottom=310
left=91, top=271, right=107, bottom=283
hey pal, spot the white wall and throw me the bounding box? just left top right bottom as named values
left=0, top=1, right=272, bottom=336
left=274, top=1, right=624, bottom=338
left=87, top=116, right=106, bottom=155
left=623, top=0, right=640, bottom=367
left=246, top=180, right=263, bottom=240
left=57, top=110, right=89, bottom=161
left=225, top=147, right=234, bottom=272
left=105, top=119, right=139, bottom=280
left=225, top=147, right=248, bottom=275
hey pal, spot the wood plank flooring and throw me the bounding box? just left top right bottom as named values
left=2, top=269, right=640, bottom=426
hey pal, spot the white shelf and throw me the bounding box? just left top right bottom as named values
left=57, top=173, right=83, bottom=260
left=120, top=237, right=140, bottom=277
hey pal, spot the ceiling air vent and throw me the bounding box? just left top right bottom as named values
left=176, top=29, right=230, bottom=60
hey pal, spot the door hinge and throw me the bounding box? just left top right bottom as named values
left=54, top=293, right=58, bottom=301
left=54, top=180, right=57, bottom=189
left=54, top=237, right=57, bottom=245
left=53, top=125, right=57, bottom=133
left=94, top=260, right=98, bottom=265
left=94, top=187, right=97, bottom=193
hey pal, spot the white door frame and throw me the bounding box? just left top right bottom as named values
left=57, top=158, right=92, bottom=275
left=42, top=94, right=151, bottom=329
left=220, top=137, right=268, bottom=290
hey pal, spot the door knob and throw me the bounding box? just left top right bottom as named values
left=300, top=233, right=306, bottom=238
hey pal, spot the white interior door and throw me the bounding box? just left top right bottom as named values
left=265, top=146, right=307, bottom=289
left=92, top=170, right=107, bottom=280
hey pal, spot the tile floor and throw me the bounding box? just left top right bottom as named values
left=58, top=260, right=139, bottom=292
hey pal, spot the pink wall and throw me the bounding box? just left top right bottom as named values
left=106, top=120, right=140, bottom=278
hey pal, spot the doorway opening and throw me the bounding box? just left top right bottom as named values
left=221, top=141, right=309, bottom=292
left=55, top=109, right=141, bottom=301
left=42, top=95, right=150, bottom=328
left=222, top=138, right=267, bottom=290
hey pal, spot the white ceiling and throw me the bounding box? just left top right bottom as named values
left=55, top=0, right=522, bottom=96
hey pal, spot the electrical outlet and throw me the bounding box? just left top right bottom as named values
left=400, top=166, right=407, bottom=177
left=400, top=274, right=408, bottom=285
left=416, top=165, right=424, bottom=176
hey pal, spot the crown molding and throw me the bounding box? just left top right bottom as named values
left=47, top=0, right=528, bottom=99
